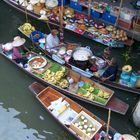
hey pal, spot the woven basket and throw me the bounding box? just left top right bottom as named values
left=33, top=3, right=44, bottom=14
left=133, top=17, right=140, bottom=32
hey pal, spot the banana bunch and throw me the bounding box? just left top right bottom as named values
left=42, top=69, right=66, bottom=87
left=20, top=23, right=35, bottom=35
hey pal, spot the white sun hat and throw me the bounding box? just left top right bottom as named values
left=12, top=36, right=26, bottom=47
left=2, top=42, right=13, bottom=51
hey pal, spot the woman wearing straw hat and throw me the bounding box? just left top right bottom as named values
left=12, top=36, right=30, bottom=67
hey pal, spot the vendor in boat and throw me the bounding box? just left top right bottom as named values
left=101, top=57, right=118, bottom=81
left=12, top=36, right=30, bottom=66
left=102, top=47, right=111, bottom=65
left=46, top=29, right=60, bottom=52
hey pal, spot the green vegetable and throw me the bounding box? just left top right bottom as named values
left=94, top=96, right=107, bottom=104
left=77, top=88, right=87, bottom=94
left=92, top=88, right=100, bottom=95
left=82, top=82, right=91, bottom=89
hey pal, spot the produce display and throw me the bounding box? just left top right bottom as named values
left=71, top=111, right=102, bottom=139
left=74, top=115, right=96, bottom=137
left=77, top=82, right=111, bottom=105
left=20, top=23, right=35, bottom=35
left=42, top=63, right=68, bottom=87
left=16, top=0, right=131, bottom=47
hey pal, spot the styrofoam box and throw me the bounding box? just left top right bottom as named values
left=70, top=111, right=102, bottom=140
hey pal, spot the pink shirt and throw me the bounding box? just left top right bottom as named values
left=12, top=47, right=22, bottom=59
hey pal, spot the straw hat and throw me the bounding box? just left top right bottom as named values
left=12, top=36, right=26, bottom=47
left=119, top=134, right=137, bottom=140
left=2, top=42, right=13, bottom=51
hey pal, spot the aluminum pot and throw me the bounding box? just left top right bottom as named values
left=71, top=46, right=93, bottom=70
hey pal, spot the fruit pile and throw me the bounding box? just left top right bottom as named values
left=20, top=23, right=35, bottom=35
left=74, top=115, right=96, bottom=137
left=42, top=64, right=68, bottom=88
left=77, top=82, right=110, bottom=105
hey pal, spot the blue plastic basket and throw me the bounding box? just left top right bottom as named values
left=30, top=30, right=43, bottom=42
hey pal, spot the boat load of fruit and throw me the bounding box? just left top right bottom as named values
left=27, top=55, right=113, bottom=106
left=14, top=0, right=131, bottom=48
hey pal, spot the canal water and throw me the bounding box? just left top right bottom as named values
left=0, top=1, right=140, bottom=139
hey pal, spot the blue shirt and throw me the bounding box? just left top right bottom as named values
left=102, top=65, right=118, bottom=81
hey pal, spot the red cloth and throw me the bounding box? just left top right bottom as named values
left=90, top=65, right=98, bottom=72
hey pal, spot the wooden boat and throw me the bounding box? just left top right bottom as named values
left=0, top=43, right=129, bottom=115
left=18, top=27, right=140, bottom=95
left=29, top=81, right=118, bottom=140
left=3, top=0, right=134, bottom=48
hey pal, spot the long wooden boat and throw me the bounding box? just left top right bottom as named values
left=18, top=27, right=140, bottom=95
left=0, top=43, right=129, bottom=115
left=3, top=0, right=133, bottom=48
left=29, top=81, right=118, bottom=140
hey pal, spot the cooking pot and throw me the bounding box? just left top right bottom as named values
left=71, top=46, right=93, bottom=70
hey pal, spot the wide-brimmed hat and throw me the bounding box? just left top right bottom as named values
left=12, top=36, right=26, bottom=47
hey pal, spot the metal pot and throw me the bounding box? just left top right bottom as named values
left=71, top=46, right=93, bottom=70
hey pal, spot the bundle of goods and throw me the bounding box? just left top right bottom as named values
left=30, top=0, right=45, bottom=14
left=70, top=111, right=102, bottom=139
left=110, top=6, right=120, bottom=17
left=45, top=0, right=58, bottom=9
left=111, top=28, right=128, bottom=41
left=92, top=2, right=108, bottom=13
left=77, top=82, right=112, bottom=105
left=20, top=23, right=35, bottom=35
left=42, top=64, right=68, bottom=88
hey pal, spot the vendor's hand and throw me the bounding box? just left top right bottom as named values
left=101, top=77, right=108, bottom=82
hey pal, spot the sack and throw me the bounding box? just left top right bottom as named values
left=134, top=78, right=140, bottom=88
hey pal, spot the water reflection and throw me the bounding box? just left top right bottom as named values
left=0, top=102, right=47, bottom=140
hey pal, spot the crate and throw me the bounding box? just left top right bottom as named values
left=101, top=12, right=117, bottom=24
left=91, top=9, right=102, bottom=18
left=117, top=18, right=132, bottom=29
left=70, top=1, right=83, bottom=11
left=133, top=17, right=140, bottom=32
left=70, top=111, right=102, bottom=140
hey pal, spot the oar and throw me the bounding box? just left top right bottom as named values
left=104, top=108, right=111, bottom=140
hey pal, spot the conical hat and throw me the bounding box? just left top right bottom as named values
left=12, top=36, right=26, bottom=47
